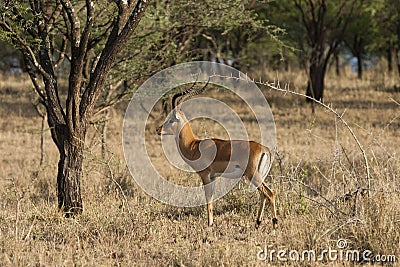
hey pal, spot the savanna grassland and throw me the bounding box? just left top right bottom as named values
left=0, top=68, right=399, bottom=266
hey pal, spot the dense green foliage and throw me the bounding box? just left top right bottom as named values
left=2, top=0, right=399, bottom=98
left=1, top=1, right=399, bottom=83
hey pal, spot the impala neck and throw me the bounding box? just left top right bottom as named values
left=176, top=122, right=198, bottom=152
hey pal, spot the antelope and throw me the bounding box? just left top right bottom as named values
left=156, top=81, right=278, bottom=229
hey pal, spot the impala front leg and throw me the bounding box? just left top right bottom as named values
left=201, top=172, right=215, bottom=226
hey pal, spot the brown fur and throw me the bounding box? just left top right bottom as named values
left=157, top=108, right=277, bottom=229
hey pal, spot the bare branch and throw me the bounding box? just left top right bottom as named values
left=32, top=97, right=46, bottom=118
left=80, top=0, right=151, bottom=120
left=88, top=20, right=114, bottom=50
left=46, top=3, right=63, bottom=32
left=93, top=80, right=129, bottom=116
left=294, top=0, right=312, bottom=42
left=210, top=74, right=372, bottom=195
left=0, top=20, right=48, bottom=78
left=60, top=0, right=81, bottom=49
left=54, top=35, right=68, bottom=70
left=81, top=0, right=94, bottom=55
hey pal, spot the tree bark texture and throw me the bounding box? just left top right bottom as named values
left=48, top=116, right=86, bottom=215
left=306, top=63, right=325, bottom=102
left=57, top=133, right=85, bottom=215
left=0, top=0, right=151, bottom=216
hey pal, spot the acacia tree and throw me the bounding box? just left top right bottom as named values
left=117, top=0, right=284, bottom=78
left=343, top=5, right=374, bottom=79
left=296, top=0, right=364, bottom=101
left=0, top=0, right=150, bottom=216
left=270, top=0, right=363, bottom=103
left=366, top=0, right=400, bottom=75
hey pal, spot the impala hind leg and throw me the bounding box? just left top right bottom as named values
left=261, top=182, right=278, bottom=229
left=256, top=191, right=267, bottom=227
left=252, top=175, right=278, bottom=229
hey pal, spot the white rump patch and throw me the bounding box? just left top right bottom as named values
left=258, top=153, right=270, bottom=180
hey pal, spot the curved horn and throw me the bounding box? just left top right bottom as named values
left=171, top=80, right=197, bottom=109
left=171, top=77, right=210, bottom=109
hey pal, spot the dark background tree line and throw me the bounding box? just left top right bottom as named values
left=0, top=0, right=399, bottom=216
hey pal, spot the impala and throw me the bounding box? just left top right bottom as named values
left=156, top=81, right=278, bottom=229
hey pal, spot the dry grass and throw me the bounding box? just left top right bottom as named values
left=0, top=69, right=399, bottom=266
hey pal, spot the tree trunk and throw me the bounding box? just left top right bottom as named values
left=387, top=48, right=393, bottom=73
left=356, top=52, right=363, bottom=79
left=396, top=48, right=400, bottom=76
left=101, top=109, right=109, bottom=160
left=39, top=115, right=46, bottom=167
left=397, top=16, right=400, bottom=76
left=306, top=63, right=325, bottom=102
left=53, top=123, right=86, bottom=216
left=335, top=53, right=340, bottom=77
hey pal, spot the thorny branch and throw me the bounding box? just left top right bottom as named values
left=209, top=73, right=371, bottom=196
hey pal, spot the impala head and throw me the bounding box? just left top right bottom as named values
left=156, top=107, right=188, bottom=136
left=156, top=78, right=210, bottom=136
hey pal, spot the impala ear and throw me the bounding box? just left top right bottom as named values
left=174, top=112, right=182, bottom=121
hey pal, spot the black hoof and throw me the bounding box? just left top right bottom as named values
left=272, top=218, right=278, bottom=228
left=256, top=219, right=262, bottom=229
